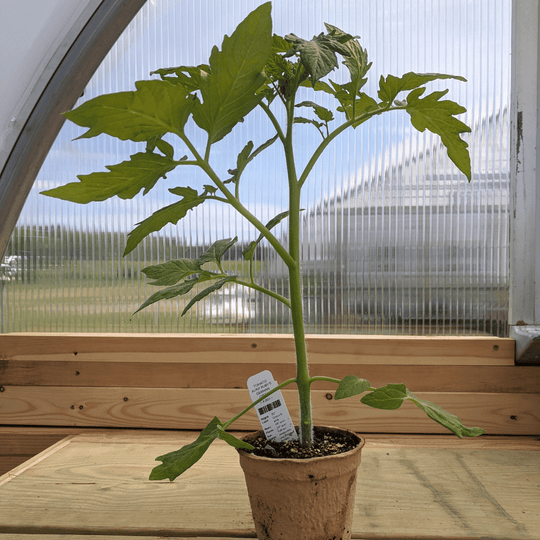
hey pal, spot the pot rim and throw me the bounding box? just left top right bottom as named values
left=237, top=425, right=365, bottom=463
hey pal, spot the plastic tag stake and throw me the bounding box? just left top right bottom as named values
left=247, top=370, right=298, bottom=442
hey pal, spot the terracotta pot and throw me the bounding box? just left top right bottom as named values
left=237, top=426, right=365, bottom=540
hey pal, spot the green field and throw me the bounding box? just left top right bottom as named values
left=0, top=259, right=274, bottom=333
left=1, top=258, right=507, bottom=336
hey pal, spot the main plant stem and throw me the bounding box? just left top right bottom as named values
left=284, top=86, right=313, bottom=447
left=289, top=183, right=312, bottom=446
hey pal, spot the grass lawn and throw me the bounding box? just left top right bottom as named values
left=0, top=259, right=270, bottom=333
left=0, top=260, right=506, bottom=336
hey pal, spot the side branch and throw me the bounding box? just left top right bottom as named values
left=298, top=105, right=392, bottom=188
left=238, top=281, right=291, bottom=308
left=259, top=101, right=286, bottom=144
left=222, top=378, right=297, bottom=429
left=174, top=129, right=295, bottom=269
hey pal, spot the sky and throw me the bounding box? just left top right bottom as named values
left=17, top=0, right=512, bottom=249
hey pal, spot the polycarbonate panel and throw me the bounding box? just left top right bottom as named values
left=0, top=0, right=511, bottom=335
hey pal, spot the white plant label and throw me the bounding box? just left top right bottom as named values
left=247, top=370, right=298, bottom=442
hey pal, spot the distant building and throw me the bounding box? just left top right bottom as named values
left=293, top=111, right=510, bottom=332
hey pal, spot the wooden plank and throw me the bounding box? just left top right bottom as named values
left=362, top=434, right=540, bottom=450
left=0, top=428, right=94, bottom=477
left=0, top=435, right=75, bottom=487
left=0, top=430, right=75, bottom=455
left=354, top=447, right=540, bottom=539
left=69, top=430, right=540, bottom=450
left=0, top=426, right=85, bottom=436
left=0, top=530, right=229, bottom=540
left=3, top=427, right=540, bottom=450
left=0, top=457, right=35, bottom=477
left=0, top=333, right=514, bottom=365
left=1, top=386, right=538, bottom=434
left=1, top=360, right=537, bottom=392
left=0, top=434, right=537, bottom=539
left=2, top=425, right=536, bottom=481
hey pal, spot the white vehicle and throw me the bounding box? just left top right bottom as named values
left=0, top=255, right=22, bottom=280
left=202, top=283, right=257, bottom=324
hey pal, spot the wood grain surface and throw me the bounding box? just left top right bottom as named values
left=0, top=537, right=228, bottom=540
left=1, top=386, right=538, bottom=434
left=0, top=333, right=514, bottom=365
left=2, top=360, right=537, bottom=392
left=0, top=427, right=83, bottom=477
left=0, top=334, right=537, bottom=446
left=0, top=431, right=538, bottom=539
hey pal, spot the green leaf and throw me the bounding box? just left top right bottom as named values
left=271, top=34, right=293, bottom=54
left=353, top=92, right=379, bottom=113
left=181, top=276, right=236, bottom=316
left=249, top=135, right=279, bottom=163
left=294, top=117, right=323, bottom=130
left=335, top=90, right=380, bottom=124
left=284, top=32, right=351, bottom=84
left=300, top=79, right=336, bottom=95
left=295, top=101, right=334, bottom=123
left=227, top=141, right=254, bottom=184
left=134, top=278, right=200, bottom=314
left=324, top=24, right=371, bottom=97
left=135, top=239, right=239, bottom=314
left=151, top=64, right=210, bottom=91
left=378, top=72, right=466, bottom=104
left=64, top=80, right=196, bottom=141
left=243, top=211, right=289, bottom=261
left=242, top=245, right=256, bottom=262
left=124, top=189, right=206, bottom=255
left=198, top=237, right=238, bottom=268
left=155, top=139, right=174, bottom=159
left=41, top=153, right=177, bottom=203
left=217, top=425, right=255, bottom=450
left=203, top=184, right=217, bottom=195
left=334, top=375, right=371, bottom=400
left=192, top=3, right=272, bottom=144
left=361, top=384, right=485, bottom=438
left=236, top=141, right=255, bottom=172
left=321, top=75, right=379, bottom=123
left=408, top=394, right=486, bottom=439
left=360, top=383, right=410, bottom=410
left=149, top=417, right=222, bottom=481
left=405, top=88, right=471, bottom=180
left=263, top=53, right=294, bottom=93
left=295, top=100, right=319, bottom=109
left=145, top=134, right=164, bottom=154
left=169, top=186, right=199, bottom=198
left=142, top=259, right=201, bottom=286
left=226, top=135, right=279, bottom=186
left=314, top=107, right=334, bottom=123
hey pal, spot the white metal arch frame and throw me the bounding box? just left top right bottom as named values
left=509, top=0, right=540, bottom=361
left=0, top=0, right=146, bottom=260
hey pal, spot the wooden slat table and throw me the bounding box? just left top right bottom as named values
left=0, top=431, right=539, bottom=539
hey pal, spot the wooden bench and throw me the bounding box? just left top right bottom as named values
left=0, top=430, right=539, bottom=539
left=1, top=332, right=539, bottom=539
left=1, top=333, right=539, bottom=477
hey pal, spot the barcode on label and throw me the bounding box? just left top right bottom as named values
left=258, top=399, right=282, bottom=415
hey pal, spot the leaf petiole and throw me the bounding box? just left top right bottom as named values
left=297, top=105, right=389, bottom=188
left=238, top=280, right=291, bottom=308
left=309, top=375, right=376, bottom=391
left=176, top=129, right=295, bottom=269
left=259, top=101, right=286, bottom=143
left=308, top=376, right=341, bottom=385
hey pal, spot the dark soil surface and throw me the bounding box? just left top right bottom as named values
left=243, top=427, right=360, bottom=459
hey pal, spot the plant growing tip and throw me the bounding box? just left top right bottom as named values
left=42, top=2, right=481, bottom=481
